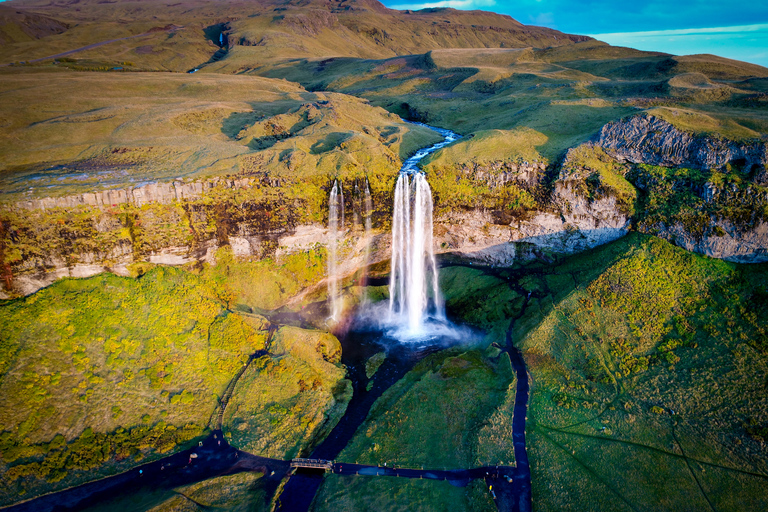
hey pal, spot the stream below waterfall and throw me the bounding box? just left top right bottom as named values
left=5, top=124, right=532, bottom=512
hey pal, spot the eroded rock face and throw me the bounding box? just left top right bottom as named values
left=591, top=113, right=768, bottom=263
left=665, top=220, right=768, bottom=263
left=597, top=113, right=768, bottom=171
left=14, top=177, right=258, bottom=210
left=3, top=112, right=768, bottom=297
left=434, top=179, right=631, bottom=266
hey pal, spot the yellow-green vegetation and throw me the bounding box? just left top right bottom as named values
left=440, top=266, right=524, bottom=343
left=313, top=348, right=510, bottom=511
left=647, top=107, right=763, bottom=141
left=0, top=264, right=352, bottom=506
left=424, top=128, right=548, bottom=167
left=313, top=477, right=495, bottom=512
left=627, top=163, right=768, bottom=236
left=0, top=266, right=263, bottom=502
left=207, top=246, right=329, bottom=312
left=562, top=144, right=638, bottom=216
left=0, top=69, right=434, bottom=202
left=421, top=129, right=547, bottom=218
left=468, top=233, right=768, bottom=511
left=365, top=351, right=386, bottom=379
left=259, top=40, right=768, bottom=163
left=332, top=350, right=512, bottom=469
left=223, top=326, right=351, bottom=459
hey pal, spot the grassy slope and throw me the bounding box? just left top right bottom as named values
left=224, top=325, right=351, bottom=459
left=319, top=233, right=768, bottom=511
left=312, top=349, right=509, bottom=512
left=0, top=264, right=350, bottom=506
left=2, top=0, right=587, bottom=69
left=79, top=472, right=270, bottom=512
left=454, top=233, right=768, bottom=511
left=252, top=41, right=768, bottom=162
left=0, top=69, right=438, bottom=202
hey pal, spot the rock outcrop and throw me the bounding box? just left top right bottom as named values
left=591, top=113, right=768, bottom=263
left=596, top=113, right=768, bottom=172
left=3, top=112, right=768, bottom=297
left=14, top=177, right=258, bottom=210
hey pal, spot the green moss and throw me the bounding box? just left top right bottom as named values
left=314, top=476, right=495, bottom=512
left=334, top=349, right=511, bottom=470
left=222, top=326, right=350, bottom=459
left=628, top=164, right=768, bottom=237
left=0, top=266, right=269, bottom=503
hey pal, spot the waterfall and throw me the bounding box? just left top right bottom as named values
left=388, top=173, right=444, bottom=334
left=327, top=180, right=344, bottom=321
left=361, top=179, right=373, bottom=297
left=346, top=122, right=460, bottom=341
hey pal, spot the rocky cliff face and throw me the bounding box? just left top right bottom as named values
left=0, top=161, right=632, bottom=298
left=592, top=113, right=768, bottom=263
left=435, top=176, right=631, bottom=265
left=3, top=112, right=767, bottom=299
left=597, top=113, right=768, bottom=176
left=13, top=177, right=259, bottom=211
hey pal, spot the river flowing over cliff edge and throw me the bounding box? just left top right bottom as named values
left=1, top=115, right=766, bottom=298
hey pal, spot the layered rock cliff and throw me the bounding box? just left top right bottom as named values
left=596, top=113, right=768, bottom=173
left=592, top=113, right=768, bottom=263
left=2, top=113, right=767, bottom=299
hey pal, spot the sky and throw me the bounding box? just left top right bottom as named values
left=382, top=0, right=768, bottom=67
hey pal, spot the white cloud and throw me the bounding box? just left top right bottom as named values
left=590, top=23, right=768, bottom=39
left=389, top=0, right=497, bottom=10
left=589, top=23, right=768, bottom=67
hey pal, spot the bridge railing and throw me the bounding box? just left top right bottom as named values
left=290, top=458, right=334, bottom=470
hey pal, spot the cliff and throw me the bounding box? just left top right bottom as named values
left=2, top=113, right=768, bottom=299
left=596, top=112, right=768, bottom=173
left=592, top=113, right=768, bottom=263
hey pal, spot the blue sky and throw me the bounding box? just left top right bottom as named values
left=383, top=1, right=768, bottom=67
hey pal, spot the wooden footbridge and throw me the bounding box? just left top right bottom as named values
left=290, top=458, right=334, bottom=471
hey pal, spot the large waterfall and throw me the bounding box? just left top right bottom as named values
left=327, top=123, right=460, bottom=340
left=388, top=173, right=443, bottom=333
left=386, top=123, right=459, bottom=339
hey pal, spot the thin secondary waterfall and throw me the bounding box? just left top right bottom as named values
left=362, top=179, right=373, bottom=292
left=327, top=180, right=344, bottom=321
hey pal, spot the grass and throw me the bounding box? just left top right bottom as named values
left=334, top=349, right=513, bottom=470
left=0, top=263, right=351, bottom=506
left=472, top=233, right=768, bottom=511
left=0, top=69, right=433, bottom=203
left=312, top=347, right=510, bottom=511
left=313, top=476, right=495, bottom=512
left=647, top=107, right=763, bottom=140
left=81, top=472, right=270, bottom=512
left=223, top=325, right=351, bottom=459
left=340, top=232, right=766, bottom=511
